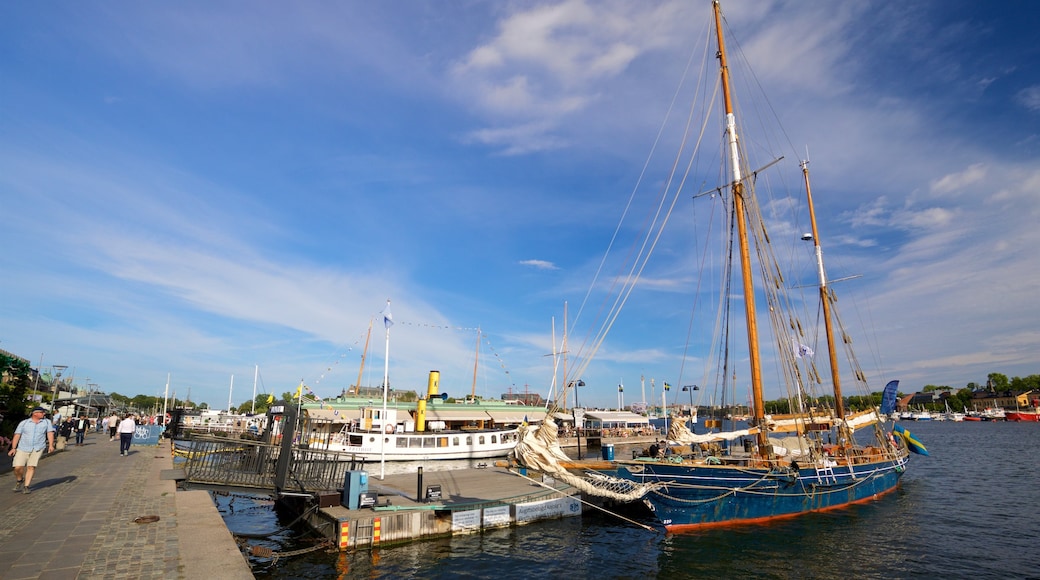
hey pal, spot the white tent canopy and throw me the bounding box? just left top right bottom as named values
left=583, top=411, right=650, bottom=429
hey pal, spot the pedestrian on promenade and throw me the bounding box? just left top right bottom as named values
left=117, top=413, right=137, bottom=456
left=74, top=414, right=89, bottom=446
left=8, top=407, right=55, bottom=494
left=107, top=412, right=119, bottom=441
left=56, top=417, right=74, bottom=451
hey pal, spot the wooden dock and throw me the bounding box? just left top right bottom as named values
left=297, top=464, right=583, bottom=550
left=174, top=428, right=663, bottom=552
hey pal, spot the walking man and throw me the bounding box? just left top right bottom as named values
left=117, top=413, right=137, bottom=456
left=56, top=417, right=74, bottom=451
left=8, top=407, right=55, bottom=494
left=107, top=412, right=119, bottom=441
left=74, top=414, right=88, bottom=446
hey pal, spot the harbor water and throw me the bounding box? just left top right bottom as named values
left=215, top=421, right=1040, bottom=579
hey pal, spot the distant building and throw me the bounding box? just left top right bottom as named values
left=501, top=392, right=546, bottom=407
left=971, top=389, right=1036, bottom=410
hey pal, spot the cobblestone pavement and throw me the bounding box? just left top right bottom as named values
left=0, top=434, right=182, bottom=579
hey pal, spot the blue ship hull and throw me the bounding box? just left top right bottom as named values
left=604, top=454, right=909, bottom=531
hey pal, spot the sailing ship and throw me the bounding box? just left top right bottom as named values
left=513, top=1, right=918, bottom=530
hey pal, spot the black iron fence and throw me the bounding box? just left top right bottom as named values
left=178, top=434, right=362, bottom=492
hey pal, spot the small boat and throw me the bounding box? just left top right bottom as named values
left=944, top=402, right=965, bottom=422
left=911, top=410, right=934, bottom=421
left=513, top=1, right=916, bottom=531
left=981, top=407, right=1006, bottom=421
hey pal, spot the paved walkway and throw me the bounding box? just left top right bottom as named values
left=0, top=431, right=253, bottom=579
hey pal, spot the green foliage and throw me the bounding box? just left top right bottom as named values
left=234, top=393, right=276, bottom=415
left=1, top=354, right=33, bottom=436
left=109, top=392, right=132, bottom=404
left=988, top=373, right=1009, bottom=391
left=1010, top=374, right=1040, bottom=391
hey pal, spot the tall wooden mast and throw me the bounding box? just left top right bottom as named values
left=801, top=161, right=846, bottom=420
left=713, top=0, right=770, bottom=454
left=354, top=318, right=373, bottom=395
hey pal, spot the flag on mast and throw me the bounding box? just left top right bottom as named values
left=893, top=424, right=929, bottom=456
left=382, top=300, right=393, bottom=329
left=880, top=380, right=900, bottom=416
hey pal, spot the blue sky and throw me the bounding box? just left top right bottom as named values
left=2, top=1, right=1038, bottom=411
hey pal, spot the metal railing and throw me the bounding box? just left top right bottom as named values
left=179, top=434, right=360, bottom=492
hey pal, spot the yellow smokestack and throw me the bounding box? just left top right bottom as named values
left=416, top=370, right=440, bottom=432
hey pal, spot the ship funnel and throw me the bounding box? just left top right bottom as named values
left=416, top=370, right=440, bottom=432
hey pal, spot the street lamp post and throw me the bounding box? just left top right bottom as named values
left=570, top=380, right=585, bottom=460
left=683, top=385, right=699, bottom=431
left=51, top=365, right=68, bottom=417
left=87, top=383, right=98, bottom=421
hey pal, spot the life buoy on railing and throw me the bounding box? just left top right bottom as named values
left=385, top=424, right=395, bottom=434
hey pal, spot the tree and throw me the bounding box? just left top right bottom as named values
left=109, top=392, right=132, bottom=405
left=952, top=387, right=974, bottom=410
left=988, top=373, right=1009, bottom=391
left=233, top=394, right=274, bottom=415
left=0, top=354, right=33, bottom=436
left=1010, top=374, right=1040, bottom=391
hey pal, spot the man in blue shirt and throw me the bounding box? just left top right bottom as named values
left=8, top=407, right=56, bottom=494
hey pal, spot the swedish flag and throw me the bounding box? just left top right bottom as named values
left=893, top=424, right=929, bottom=456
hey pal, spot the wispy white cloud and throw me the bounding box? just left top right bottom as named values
left=519, top=259, right=559, bottom=271
left=1016, top=85, right=1040, bottom=112
left=930, top=163, right=987, bottom=196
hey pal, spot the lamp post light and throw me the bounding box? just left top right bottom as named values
left=87, top=383, right=98, bottom=421
left=31, top=354, right=43, bottom=403
left=683, top=385, right=699, bottom=431
left=52, top=364, right=67, bottom=407
left=569, top=379, right=585, bottom=460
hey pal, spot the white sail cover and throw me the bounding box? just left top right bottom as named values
left=512, top=417, right=659, bottom=501
left=666, top=417, right=755, bottom=444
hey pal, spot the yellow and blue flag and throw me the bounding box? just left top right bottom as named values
left=893, top=424, right=929, bottom=456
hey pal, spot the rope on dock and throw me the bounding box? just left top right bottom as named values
left=248, top=539, right=334, bottom=563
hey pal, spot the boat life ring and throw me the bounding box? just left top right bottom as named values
left=385, top=424, right=395, bottom=434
